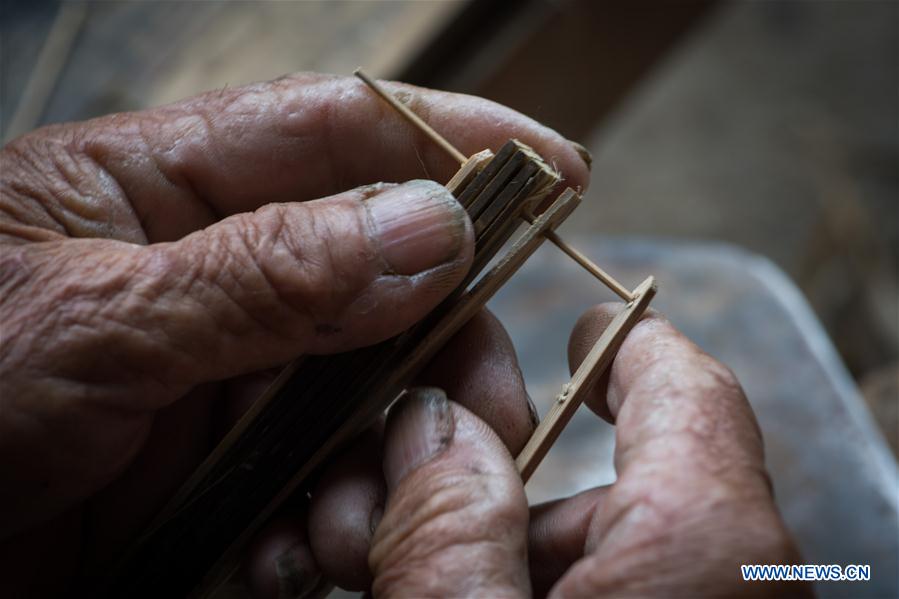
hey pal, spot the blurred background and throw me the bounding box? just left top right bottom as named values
left=2, top=0, right=897, bottom=597
left=3, top=0, right=896, bottom=437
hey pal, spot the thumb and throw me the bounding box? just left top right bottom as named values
left=160, top=179, right=473, bottom=373
left=370, top=388, right=530, bottom=598
left=5, top=180, right=472, bottom=400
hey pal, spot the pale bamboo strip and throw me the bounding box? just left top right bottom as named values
left=516, top=276, right=657, bottom=482
left=354, top=68, right=467, bottom=164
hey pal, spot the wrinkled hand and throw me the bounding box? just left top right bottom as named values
left=0, top=72, right=588, bottom=596
left=367, top=309, right=811, bottom=598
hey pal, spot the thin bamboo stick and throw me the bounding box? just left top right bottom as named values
left=545, top=230, right=634, bottom=301
left=515, top=276, right=657, bottom=482
left=521, top=212, right=634, bottom=301
left=445, top=149, right=494, bottom=194
left=355, top=68, right=467, bottom=164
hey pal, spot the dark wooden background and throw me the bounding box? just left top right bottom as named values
left=2, top=1, right=897, bottom=596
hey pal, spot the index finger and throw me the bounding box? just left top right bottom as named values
left=9, top=72, right=589, bottom=241
left=568, top=306, right=768, bottom=487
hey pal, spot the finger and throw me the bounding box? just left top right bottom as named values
left=4, top=180, right=472, bottom=403
left=566, top=305, right=659, bottom=422
left=527, top=487, right=608, bottom=597
left=568, top=306, right=766, bottom=484
left=247, top=428, right=385, bottom=595
left=416, top=309, right=536, bottom=453
left=371, top=387, right=530, bottom=597
left=556, top=307, right=806, bottom=597
left=301, top=311, right=532, bottom=590
left=246, top=513, right=330, bottom=599
left=306, top=428, right=385, bottom=592
left=4, top=73, right=590, bottom=242
left=301, top=310, right=534, bottom=589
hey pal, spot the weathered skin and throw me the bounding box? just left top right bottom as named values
left=0, top=71, right=803, bottom=598
left=0, top=72, right=586, bottom=596
left=366, top=310, right=809, bottom=598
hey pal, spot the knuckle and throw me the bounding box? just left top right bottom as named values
left=698, top=354, right=743, bottom=396
left=0, top=245, right=39, bottom=369
left=0, top=244, right=32, bottom=298
left=2, top=131, right=70, bottom=202
left=276, top=204, right=340, bottom=295
left=180, top=212, right=292, bottom=337
left=191, top=201, right=374, bottom=340
left=252, top=201, right=375, bottom=319
left=254, top=203, right=335, bottom=306
left=2, top=123, right=140, bottom=240
left=132, top=108, right=214, bottom=184
left=53, top=245, right=154, bottom=349
left=0, top=241, right=173, bottom=390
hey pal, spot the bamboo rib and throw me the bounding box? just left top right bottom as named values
left=445, top=149, right=494, bottom=195
left=515, top=276, right=657, bottom=482
left=545, top=230, right=634, bottom=301
left=521, top=212, right=634, bottom=301
left=354, top=69, right=467, bottom=165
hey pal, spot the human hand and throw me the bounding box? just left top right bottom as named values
left=0, top=72, right=588, bottom=596
left=364, top=308, right=811, bottom=598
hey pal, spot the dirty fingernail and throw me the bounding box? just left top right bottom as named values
left=273, top=544, right=325, bottom=599
left=569, top=140, right=592, bottom=170
left=526, top=392, right=540, bottom=430
left=367, top=180, right=469, bottom=276
left=383, top=387, right=454, bottom=489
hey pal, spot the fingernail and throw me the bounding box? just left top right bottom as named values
left=569, top=140, right=592, bottom=170
left=274, top=544, right=324, bottom=599
left=526, top=392, right=540, bottom=429
left=366, top=180, right=469, bottom=276
left=383, top=387, right=454, bottom=489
